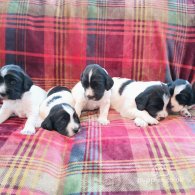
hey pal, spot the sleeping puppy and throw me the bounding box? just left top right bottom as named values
left=167, top=79, right=195, bottom=117
left=0, top=64, right=47, bottom=135
left=72, top=64, right=114, bottom=125
left=39, top=86, right=80, bottom=137
left=111, top=77, right=170, bottom=127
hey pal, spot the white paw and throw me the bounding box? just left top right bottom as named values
left=145, top=116, right=159, bottom=125
left=97, top=118, right=110, bottom=125
left=180, top=109, right=191, bottom=118
left=20, top=127, right=36, bottom=135
left=134, top=118, right=148, bottom=127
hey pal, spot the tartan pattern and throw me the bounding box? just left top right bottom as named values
left=0, top=111, right=194, bottom=194
left=0, top=0, right=195, bottom=194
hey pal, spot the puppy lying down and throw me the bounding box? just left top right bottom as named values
left=39, top=86, right=80, bottom=137
left=167, top=79, right=195, bottom=117
left=111, top=77, right=170, bottom=127
left=0, top=64, right=47, bottom=135
left=72, top=64, right=114, bottom=125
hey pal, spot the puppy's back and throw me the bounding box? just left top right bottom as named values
left=39, top=86, right=74, bottom=120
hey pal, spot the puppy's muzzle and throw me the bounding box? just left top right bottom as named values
left=87, top=95, right=95, bottom=100
left=73, top=128, right=79, bottom=134
left=0, top=93, right=6, bottom=97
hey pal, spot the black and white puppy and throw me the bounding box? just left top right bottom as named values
left=167, top=79, right=195, bottom=117
left=39, top=86, right=80, bottom=137
left=72, top=64, right=114, bottom=125
left=111, top=77, right=170, bottom=127
left=0, top=64, right=47, bottom=135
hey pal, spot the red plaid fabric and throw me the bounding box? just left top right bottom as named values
left=0, top=0, right=194, bottom=194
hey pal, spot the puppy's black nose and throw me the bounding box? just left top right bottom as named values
left=159, top=117, right=165, bottom=121
left=73, top=128, right=79, bottom=134
left=0, top=93, right=6, bottom=97
left=87, top=95, right=95, bottom=100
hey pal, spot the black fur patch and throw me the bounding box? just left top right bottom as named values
left=119, top=80, right=134, bottom=95
left=47, top=86, right=71, bottom=97
left=47, top=95, right=62, bottom=106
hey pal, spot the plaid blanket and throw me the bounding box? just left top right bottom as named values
left=0, top=0, right=195, bottom=194
left=0, top=110, right=195, bottom=194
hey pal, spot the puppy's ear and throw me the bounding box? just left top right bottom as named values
left=105, top=75, right=114, bottom=90
left=41, top=115, right=53, bottom=130
left=135, top=92, right=149, bottom=110
left=80, top=71, right=84, bottom=81
left=167, top=82, right=174, bottom=96
left=23, top=73, right=33, bottom=91
left=192, top=82, right=195, bottom=104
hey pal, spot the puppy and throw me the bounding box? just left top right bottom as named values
left=111, top=77, right=170, bottom=127
left=39, top=86, right=80, bottom=136
left=72, top=64, right=114, bottom=125
left=0, top=64, right=47, bottom=135
left=167, top=79, right=195, bottom=117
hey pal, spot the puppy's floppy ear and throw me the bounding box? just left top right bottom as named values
left=23, top=73, right=33, bottom=91
left=41, top=115, right=53, bottom=130
left=192, top=82, right=195, bottom=104
left=105, top=75, right=114, bottom=90
left=167, top=82, right=174, bottom=96
left=135, top=91, right=149, bottom=110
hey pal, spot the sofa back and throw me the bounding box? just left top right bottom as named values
left=0, top=1, right=194, bottom=89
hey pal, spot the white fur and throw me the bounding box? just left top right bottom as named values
left=39, top=90, right=74, bottom=120
left=156, top=94, right=169, bottom=120
left=170, top=84, right=187, bottom=112
left=111, top=77, right=169, bottom=127
left=62, top=105, right=80, bottom=137
left=0, top=85, right=47, bottom=135
left=72, top=81, right=111, bottom=125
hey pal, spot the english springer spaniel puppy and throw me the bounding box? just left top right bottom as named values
left=0, top=64, right=47, bottom=135
left=111, top=77, right=170, bottom=127
left=39, top=86, right=80, bottom=137
left=167, top=79, right=195, bottom=117
left=72, top=64, right=114, bottom=125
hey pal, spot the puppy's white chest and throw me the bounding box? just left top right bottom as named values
left=84, top=100, right=100, bottom=110
left=12, top=101, right=30, bottom=118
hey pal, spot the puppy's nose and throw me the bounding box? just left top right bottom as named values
left=0, top=93, right=6, bottom=97
left=87, top=95, right=95, bottom=99
left=159, top=117, right=165, bottom=121
left=73, top=128, right=79, bottom=134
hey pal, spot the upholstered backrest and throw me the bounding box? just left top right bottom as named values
left=0, top=0, right=194, bottom=90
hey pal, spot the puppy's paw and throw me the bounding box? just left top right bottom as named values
left=145, top=116, right=159, bottom=125
left=20, top=127, right=36, bottom=135
left=180, top=109, right=191, bottom=118
left=97, top=118, right=110, bottom=125
left=134, top=118, right=148, bottom=127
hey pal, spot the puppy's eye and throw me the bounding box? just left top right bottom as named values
left=91, top=81, right=98, bottom=88
left=82, top=80, right=89, bottom=88
left=73, top=113, right=80, bottom=123
left=10, top=80, right=16, bottom=85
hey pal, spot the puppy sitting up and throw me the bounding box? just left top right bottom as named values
left=0, top=64, right=47, bottom=135
left=167, top=79, right=195, bottom=117
left=111, top=77, right=170, bottom=127
left=39, top=86, right=80, bottom=137
left=72, top=64, right=114, bottom=125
